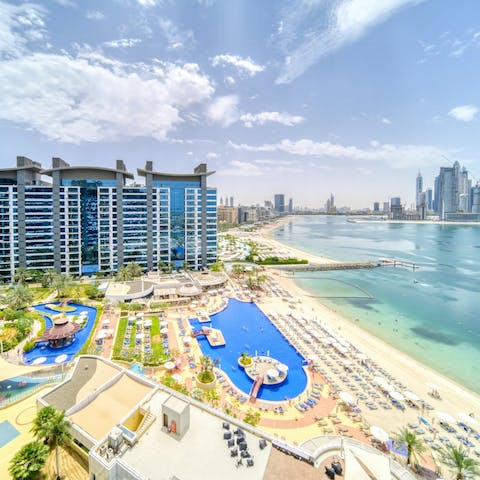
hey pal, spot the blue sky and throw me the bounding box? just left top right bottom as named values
left=0, top=0, right=479, bottom=208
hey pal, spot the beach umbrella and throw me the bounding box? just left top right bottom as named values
left=102, top=319, right=110, bottom=326
left=307, top=354, right=318, bottom=361
left=128, top=316, right=135, bottom=322
left=55, top=354, right=68, bottom=364
left=403, top=390, right=420, bottom=402
left=458, top=413, right=479, bottom=426
left=135, top=333, right=144, bottom=340
left=160, top=321, right=168, bottom=327
left=136, top=312, right=144, bottom=318
left=164, top=361, right=175, bottom=370
left=370, top=426, right=389, bottom=443
left=144, top=319, right=152, bottom=328
left=172, top=374, right=182, bottom=383
left=160, top=328, right=168, bottom=334
left=339, top=391, right=356, bottom=405
left=97, top=330, right=107, bottom=339
left=436, top=412, right=455, bottom=423
left=374, top=376, right=388, bottom=386
left=383, top=383, right=397, bottom=393
left=183, top=336, right=192, bottom=344
left=390, top=391, right=405, bottom=402
left=426, top=382, right=440, bottom=391
left=267, top=368, right=279, bottom=379
left=276, top=363, right=288, bottom=373
left=136, top=320, right=144, bottom=327
left=343, top=360, right=353, bottom=367
left=357, top=353, right=369, bottom=360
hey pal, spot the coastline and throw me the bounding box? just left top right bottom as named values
left=257, top=217, right=480, bottom=422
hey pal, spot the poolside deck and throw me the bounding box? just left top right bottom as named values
left=205, top=327, right=226, bottom=347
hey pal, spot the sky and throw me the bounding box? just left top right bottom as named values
left=0, top=0, right=479, bottom=209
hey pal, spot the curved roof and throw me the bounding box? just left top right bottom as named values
left=42, top=165, right=134, bottom=179
left=137, top=168, right=215, bottom=178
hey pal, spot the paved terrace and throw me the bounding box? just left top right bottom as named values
left=121, top=391, right=274, bottom=480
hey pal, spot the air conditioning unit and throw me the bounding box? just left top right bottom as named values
left=106, top=448, right=114, bottom=461
left=108, top=427, right=123, bottom=452
left=99, top=444, right=107, bottom=456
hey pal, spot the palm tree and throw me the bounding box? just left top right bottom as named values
left=9, top=440, right=49, bottom=480
left=14, top=266, right=30, bottom=285
left=440, top=445, right=480, bottom=479
left=394, top=427, right=426, bottom=466
left=31, top=406, right=72, bottom=480
left=126, top=262, right=143, bottom=279
left=4, top=284, right=34, bottom=310
left=42, top=269, right=57, bottom=288
left=53, top=274, right=71, bottom=300
left=116, top=266, right=130, bottom=282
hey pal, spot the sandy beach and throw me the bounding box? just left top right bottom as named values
left=243, top=218, right=480, bottom=434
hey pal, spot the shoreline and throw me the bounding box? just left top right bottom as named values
left=256, top=217, right=480, bottom=421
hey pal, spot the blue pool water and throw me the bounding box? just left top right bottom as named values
left=130, top=363, right=145, bottom=375
left=189, top=298, right=307, bottom=401
left=0, top=420, right=20, bottom=448
left=23, top=303, right=97, bottom=365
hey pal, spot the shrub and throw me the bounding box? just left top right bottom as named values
left=23, top=341, right=35, bottom=353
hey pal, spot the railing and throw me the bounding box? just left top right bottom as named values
left=0, top=374, right=65, bottom=409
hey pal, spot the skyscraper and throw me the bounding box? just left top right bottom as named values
left=426, top=188, right=433, bottom=211
left=416, top=172, right=423, bottom=208
left=373, top=202, right=380, bottom=212
left=274, top=194, right=285, bottom=213
left=288, top=198, right=293, bottom=213
left=0, top=157, right=217, bottom=282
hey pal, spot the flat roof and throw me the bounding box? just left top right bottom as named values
left=69, top=373, right=153, bottom=441
left=121, top=391, right=273, bottom=480
left=163, top=394, right=188, bottom=414
left=43, top=357, right=121, bottom=411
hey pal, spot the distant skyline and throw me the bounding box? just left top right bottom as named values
left=0, top=0, right=479, bottom=208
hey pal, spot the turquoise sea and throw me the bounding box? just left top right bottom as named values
left=271, top=216, right=480, bottom=394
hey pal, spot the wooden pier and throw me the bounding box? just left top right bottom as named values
left=271, top=261, right=376, bottom=272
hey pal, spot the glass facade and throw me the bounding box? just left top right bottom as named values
left=0, top=162, right=217, bottom=282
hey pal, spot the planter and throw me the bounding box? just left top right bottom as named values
left=238, top=357, right=252, bottom=370
left=196, top=374, right=217, bottom=391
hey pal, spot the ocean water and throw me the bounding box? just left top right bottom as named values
left=271, top=216, right=480, bottom=394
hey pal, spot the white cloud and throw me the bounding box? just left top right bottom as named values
left=136, top=0, right=159, bottom=6
left=206, top=95, right=239, bottom=127
left=158, top=17, right=194, bottom=51
left=228, top=138, right=452, bottom=169
left=207, top=152, right=219, bottom=159
left=0, top=53, right=214, bottom=143
left=86, top=10, right=105, bottom=21
left=381, top=117, right=391, bottom=124
left=0, top=2, right=46, bottom=58
left=218, top=158, right=304, bottom=176
left=448, top=105, right=478, bottom=123
left=224, top=76, right=236, bottom=85
left=103, top=38, right=142, bottom=48
left=240, top=111, right=304, bottom=128
left=276, top=0, right=424, bottom=84
left=211, top=54, right=265, bottom=76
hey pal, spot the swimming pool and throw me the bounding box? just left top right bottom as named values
left=23, top=303, right=97, bottom=365
left=189, top=299, right=307, bottom=401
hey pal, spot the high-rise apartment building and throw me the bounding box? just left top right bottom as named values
left=373, top=202, right=380, bottom=212
left=288, top=198, right=293, bottom=213
left=274, top=194, right=285, bottom=213
left=0, top=157, right=217, bottom=282
left=416, top=172, right=423, bottom=208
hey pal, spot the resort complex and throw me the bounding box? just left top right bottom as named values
left=1, top=220, right=479, bottom=480
left=0, top=157, right=217, bottom=282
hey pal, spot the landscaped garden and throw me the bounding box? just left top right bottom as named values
left=112, top=315, right=170, bottom=366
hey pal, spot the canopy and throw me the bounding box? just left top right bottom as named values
left=276, top=363, right=288, bottom=373
left=370, top=426, right=389, bottom=442
left=339, top=391, right=356, bottom=405
left=458, top=413, right=479, bottom=426
left=266, top=368, right=279, bottom=379
left=390, top=391, right=405, bottom=402
left=348, top=445, right=392, bottom=479
left=344, top=446, right=372, bottom=480
left=403, top=390, right=420, bottom=401
left=436, top=411, right=455, bottom=423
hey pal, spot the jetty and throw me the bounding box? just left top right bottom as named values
left=378, top=258, right=418, bottom=270
left=271, top=261, right=376, bottom=272
left=249, top=375, right=264, bottom=402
